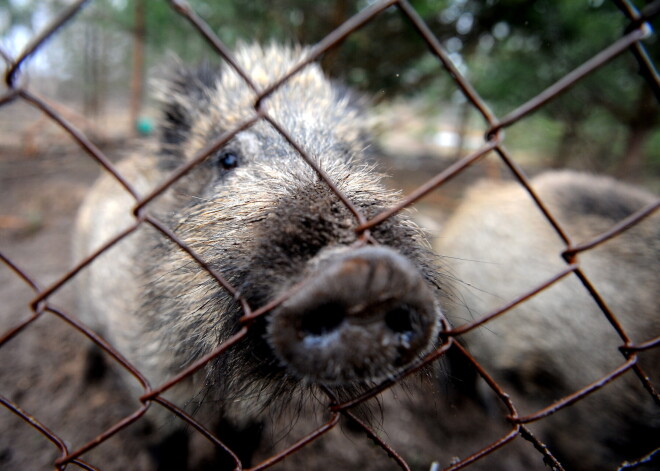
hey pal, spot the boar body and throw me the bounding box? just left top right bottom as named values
left=75, top=44, right=446, bottom=467
left=436, top=171, right=659, bottom=470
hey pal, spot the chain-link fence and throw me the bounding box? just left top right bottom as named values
left=1, top=1, right=659, bottom=470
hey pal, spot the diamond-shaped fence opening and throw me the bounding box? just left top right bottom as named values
left=0, top=1, right=658, bottom=470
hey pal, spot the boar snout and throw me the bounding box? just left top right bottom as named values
left=267, top=246, right=440, bottom=384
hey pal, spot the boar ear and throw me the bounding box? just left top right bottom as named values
left=158, top=62, right=219, bottom=151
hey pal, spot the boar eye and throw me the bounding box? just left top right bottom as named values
left=218, top=151, right=239, bottom=170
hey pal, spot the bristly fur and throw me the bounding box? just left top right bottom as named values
left=158, top=61, right=220, bottom=150
left=435, top=170, right=659, bottom=470
left=75, top=43, right=448, bottom=450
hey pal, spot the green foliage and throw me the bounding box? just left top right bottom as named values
left=460, top=0, right=658, bottom=173
left=466, top=0, right=649, bottom=110
left=2, top=0, right=657, bottom=174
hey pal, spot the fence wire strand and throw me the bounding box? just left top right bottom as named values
left=1, top=1, right=658, bottom=470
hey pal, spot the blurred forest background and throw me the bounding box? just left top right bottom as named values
left=1, top=3, right=658, bottom=470
left=1, top=0, right=659, bottom=181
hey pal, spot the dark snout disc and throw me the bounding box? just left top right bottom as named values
left=267, top=246, right=441, bottom=384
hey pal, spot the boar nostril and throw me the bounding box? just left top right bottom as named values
left=300, top=302, right=345, bottom=336
left=384, top=306, right=414, bottom=334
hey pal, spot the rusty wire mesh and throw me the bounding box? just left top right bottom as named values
left=1, top=0, right=659, bottom=470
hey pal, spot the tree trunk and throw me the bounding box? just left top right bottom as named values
left=615, top=87, right=658, bottom=179
left=321, top=0, right=349, bottom=73
left=551, top=121, right=581, bottom=169
left=129, top=0, right=146, bottom=136
left=615, top=125, right=652, bottom=179
left=453, top=101, right=470, bottom=161
left=83, top=23, right=101, bottom=119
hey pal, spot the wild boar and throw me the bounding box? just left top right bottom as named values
left=436, top=171, right=659, bottom=470
left=74, top=43, right=447, bottom=468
